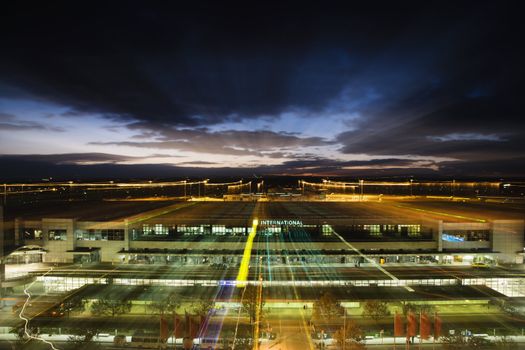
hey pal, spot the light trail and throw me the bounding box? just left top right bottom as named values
left=18, top=267, right=61, bottom=350
left=236, top=219, right=259, bottom=287
left=301, top=179, right=502, bottom=187
left=253, top=274, right=263, bottom=350
left=16, top=260, right=127, bottom=350
left=265, top=235, right=272, bottom=282
left=125, top=202, right=197, bottom=225
left=394, top=204, right=487, bottom=223
left=330, top=227, right=414, bottom=292
left=205, top=180, right=243, bottom=186
left=231, top=285, right=249, bottom=350
left=282, top=248, right=316, bottom=350
left=3, top=180, right=187, bottom=187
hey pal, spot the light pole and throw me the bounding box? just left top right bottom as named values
left=343, top=307, right=346, bottom=350
left=359, top=180, right=364, bottom=201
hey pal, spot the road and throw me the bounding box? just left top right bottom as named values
left=23, top=263, right=525, bottom=281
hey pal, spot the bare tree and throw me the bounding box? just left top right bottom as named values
left=66, top=328, right=102, bottom=350
left=149, top=292, right=181, bottom=316
left=192, top=299, right=216, bottom=317
left=9, top=326, right=40, bottom=350
left=313, top=291, right=344, bottom=321
left=333, top=319, right=365, bottom=350
left=91, top=298, right=131, bottom=317
left=399, top=301, right=435, bottom=317
left=362, top=300, right=390, bottom=322
left=61, top=295, right=86, bottom=317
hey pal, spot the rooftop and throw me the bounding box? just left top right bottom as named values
left=6, top=198, right=525, bottom=223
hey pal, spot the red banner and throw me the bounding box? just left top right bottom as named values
left=174, top=314, right=183, bottom=338
left=394, top=312, right=405, bottom=337
left=407, top=312, right=417, bottom=337
left=160, top=316, right=169, bottom=340
left=188, top=316, right=202, bottom=338
left=420, top=313, right=430, bottom=340
left=434, top=313, right=442, bottom=338
left=185, top=312, right=191, bottom=338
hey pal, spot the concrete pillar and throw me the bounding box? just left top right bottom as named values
left=437, top=220, right=443, bottom=252
left=14, top=218, right=20, bottom=247
left=124, top=219, right=130, bottom=251
left=492, top=220, right=524, bottom=264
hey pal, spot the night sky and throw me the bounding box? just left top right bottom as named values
left=1, top=1, right=524, bottom=179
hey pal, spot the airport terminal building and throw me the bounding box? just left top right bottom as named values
left=8, top=200, right=524, bottom=267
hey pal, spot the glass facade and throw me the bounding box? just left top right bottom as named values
left=76, top=229, right=125, bottom=241
left=176, top=224, right=247, bottom=236
left=130, top=223, right=428, bottom=240
left=442, top=230, right=490, bottom=242
left=143, top=224, right=169, bottom=235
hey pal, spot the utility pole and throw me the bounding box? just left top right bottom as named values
left=254, top=274, right=263, bottom=350
left=343, top=307, right=346, bottom=350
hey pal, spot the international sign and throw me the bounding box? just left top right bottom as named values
left=259, top=220, right=303, bottom=226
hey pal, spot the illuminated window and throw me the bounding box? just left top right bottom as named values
left=322, top=224, right=332, bottom=236
left=398, top=224, right=421, bottom=237
left=177, top=225, right=202, bottom=235
left=48, top=229, right=67, bottom=241
left=142, top=224, right=168, bottom=235
left=76, top=229, right=124, bottom=241
left=143, top=224, right=153, bottom=235
left=383, top=225, right=396, bottom=232
left=364, top=224, right=381, bottom=237
left=22, top=228, right=42, bottom=240
left=155, top=224, right=168, bottom=235
left=212, top=225, right=226, bottom=235
left=231, top=227, right=246, bottom=235
left=269, top=226, right=281, bottom=234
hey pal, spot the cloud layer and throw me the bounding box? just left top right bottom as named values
left=1, top=1, right=524, bottom=178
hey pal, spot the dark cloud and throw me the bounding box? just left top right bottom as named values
left=91, top=125, right=332, bottom=157
left=337, top=97, right=525, bottom=160
left=0, top=154, right=435, bottom=181
left=1, top=2, right=521, bottom=126
left=0, top=112, right=64, bottom=132
left=178, top=161, right=218, bottom=166
left=1, top=1, right=524, bottom=177
left=0, top=153, right=179, bottom=165
left=262, top=157, right=439, bottom=176
left=0, top=153, right=522, bottom=181
left=438, top=157, right=525, bottom=178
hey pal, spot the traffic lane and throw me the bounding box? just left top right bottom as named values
left=23, top=313, right=525, bottom=332
left=35, top=265, right=524, bottom=281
